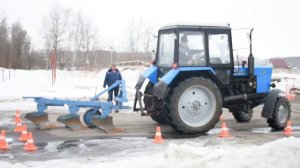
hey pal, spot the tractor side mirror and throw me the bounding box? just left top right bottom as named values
left=270, top=83, right=276, bottom=88
left=151, top=50, right=156, bottom=61
left=242, top=61, right=247, bottom=68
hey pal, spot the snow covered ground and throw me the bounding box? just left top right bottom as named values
left=0, top=66, right=146, bottom=111
left=0, top=137, right=299, bottom=168
left=0, top=67, right=300, bottom=168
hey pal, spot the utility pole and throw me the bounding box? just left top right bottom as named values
left=94, top=50, right=97, bottom=69
left=110, top=46, right=113, bottom=65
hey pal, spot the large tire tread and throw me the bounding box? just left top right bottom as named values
left=144, top=82, right=169, bottom=125
left=165, top=77, right=222, bottom=134
left=231, top=106, right=253, bottom=123
left=267, top=97, right=291, bottom=131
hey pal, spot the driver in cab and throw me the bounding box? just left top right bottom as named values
left=179, top=35, right=193, bottom=65
left=179, top=35, right=205, bottom=66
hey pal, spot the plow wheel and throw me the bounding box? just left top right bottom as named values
left=83, top=109, right=99, bottom=128
left=25, top=112, right=59, bottom=129
left=57, top=114, right=87, bottom=131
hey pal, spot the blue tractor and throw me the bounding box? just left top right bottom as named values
left=134, top=24, right=291, bottom=134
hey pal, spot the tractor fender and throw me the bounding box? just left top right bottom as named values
left=261, top=89, right=285, bottom=119
left=159, top=67, right=215, bottom=85
left=135, top=65, right=158, bottom=89
left=153, top=67, right=215, bottom=99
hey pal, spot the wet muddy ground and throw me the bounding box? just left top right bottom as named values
left=1, top=101, right=299, bottom=162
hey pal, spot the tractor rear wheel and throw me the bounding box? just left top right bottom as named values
left=267, top=97, right=291, bottom=131
left=231, top=105, right=253, bottom=122
left=144, top=83, right=169, bottom=124
left=149, top=111, right=169, bottom=124
left=166, top=77, right=222, bottom=134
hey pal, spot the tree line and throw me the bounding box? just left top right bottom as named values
left=0, top=2, right=155, bottom=70
left=0, top=17, right=31, bottom=69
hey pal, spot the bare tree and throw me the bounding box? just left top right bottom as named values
left=41, top=2, right=71, bottom=69
left=72, top=11, right=85, bottom=69
left=11, top=22, right=28, bottom=69
left=71, top=12, right=99, bottom=69
left=0, top=16, right=9, bottom=68
left=83, top=19, right=99, bottom=69
left=22, top=36, right=31, bottom=69
left=126, top=18, right=155, bottom=60
left=142, top=22, right=155, bottom=53
left=127, top=19, right=143, bottom=54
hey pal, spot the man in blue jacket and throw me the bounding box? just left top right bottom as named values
left=103, top=64, right=122, bottom=104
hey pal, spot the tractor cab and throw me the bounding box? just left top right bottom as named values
left=155, top=25, right=234, bottom=86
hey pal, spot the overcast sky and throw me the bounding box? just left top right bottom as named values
left=0, top=0, right=300, bottom=58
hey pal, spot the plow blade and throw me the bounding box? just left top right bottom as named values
left=57, top=114, right=87, bottom=131
left=25, top=112, right=60, bottom=129
left=92, top=116, right=123, bottom=133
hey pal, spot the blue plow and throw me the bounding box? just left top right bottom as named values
left=23, top=80, right=128, bottom=132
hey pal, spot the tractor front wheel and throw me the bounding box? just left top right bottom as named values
left=144, top=82, right=169, bottom=124
left=166, top=77, right=222, bottom=134
left=149, top=111, right=169, bottom=125
left=231, top=105, right=253, bottom=123
left=267, top=97, right=291, bottom=131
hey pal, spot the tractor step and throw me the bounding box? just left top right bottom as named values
left=57, top=114, right=87, bottom=131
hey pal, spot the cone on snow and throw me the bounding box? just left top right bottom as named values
left=284, top=120, right=293, bottom=136
left=19, top=125, right=29, bottom=142
left=14, top=110, right=21, bottom=123
left=153, top=126, right=164, bottom=144
left=219, top=121, right=230, bottom=137
left=24, top=132, right=37, bottom=151
left=0, top=130, right=9, bottom=150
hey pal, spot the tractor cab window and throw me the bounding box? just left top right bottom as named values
left=157, top=32, right=176, bottom=66
left=209, top=34, right=230, bottom=64
left=178, top=31, right=206, bottom=66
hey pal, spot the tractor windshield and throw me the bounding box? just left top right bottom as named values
left=179, top=31, right=206, bottom=66
left=157, top=32, right=176, bottom=66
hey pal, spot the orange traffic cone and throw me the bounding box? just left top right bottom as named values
left=19, top=125, right=29, bottom=142
left=153, top=126, right=164, bottom=144
left=284, top=120, right=293, bottom=136
left=219, top=121, right=230, bottom=137
left=0, top=130, right=9, bottom=150
left=14, top=110, right=21, bottom=123
left=24, top=132, right=37, bottom=151
left=14, top=119, right=23, bottom=133
left=219, top=115, right=224, bottom=121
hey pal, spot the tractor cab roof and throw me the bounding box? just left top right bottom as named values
left=159, top=24, right=231, bottom=31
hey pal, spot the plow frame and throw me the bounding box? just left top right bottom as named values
left=24, top=80, right=128, bottom=118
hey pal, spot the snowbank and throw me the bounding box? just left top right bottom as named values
left=163, top=137, right=300, bottom=168
left=0, top=137, right=299, bottom=168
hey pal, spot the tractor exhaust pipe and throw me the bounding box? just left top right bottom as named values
left=224, top=93, right=267, bottom=104
left=248, top=28, right=254, bottom=77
